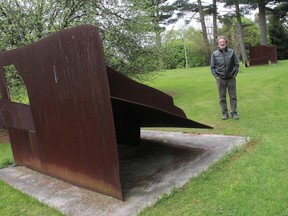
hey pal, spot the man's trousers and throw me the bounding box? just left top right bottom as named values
left=216, top=77, right=237, bottom=114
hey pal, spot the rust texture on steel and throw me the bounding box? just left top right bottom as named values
left=249, top=45, right=278, bottom=66
left=0, top=24, right=211, bottom=200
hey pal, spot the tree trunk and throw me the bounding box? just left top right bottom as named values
left=235, top=2, right=248, bottom=67
left=197, top=0, right=211, bottom=65
left=212, top=0, right=218, bottom=45
left=258, top=1, right=267, bottom=45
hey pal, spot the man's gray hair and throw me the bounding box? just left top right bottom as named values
left=216, top=36, right=228, bottom=43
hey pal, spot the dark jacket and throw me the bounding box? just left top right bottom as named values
left=210, top=47, right=239, bottom=79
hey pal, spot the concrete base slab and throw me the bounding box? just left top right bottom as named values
left=0, top=130, right=246, bottom=216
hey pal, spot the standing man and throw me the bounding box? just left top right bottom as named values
left=210, top=36, right=239, bottom=120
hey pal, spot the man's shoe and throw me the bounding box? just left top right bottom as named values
left=231, top=113, right=239, bottom=120
left=222, top=113, right=228, bottom=120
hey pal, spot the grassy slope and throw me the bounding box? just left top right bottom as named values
left=0, top=61, right=288, bottom=215
left=139, top=60, right=288, bottom=215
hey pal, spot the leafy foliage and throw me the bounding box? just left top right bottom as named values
left=0, top=0, right=89, bottom=49
left=0, top=0, right=164, bottom=78
left=3, top=65, right=29, bottom=104
left=161, top=27, right=207, bottom=69
left=268, top=15, right=288, bottom=60
left=161, top=40, right=186, bottom=69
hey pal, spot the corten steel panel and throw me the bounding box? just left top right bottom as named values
left=107, top=66, right=211, bottom=145
left=0, top=25, right=122, bottom=200
left=249, top=45, right=278, bottom=66
left=0, top=100, right=35, bottom=130
left=107, top=66, right=185, bottom=117
left=249, top=57, right=269, bottom=66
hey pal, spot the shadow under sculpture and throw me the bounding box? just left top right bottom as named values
left=0, top=24, right=211, bottom=200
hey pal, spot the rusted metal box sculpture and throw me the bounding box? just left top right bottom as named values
left=249, top=45, right=277, bottom=66
left=0, top=25, right=211, bottom=200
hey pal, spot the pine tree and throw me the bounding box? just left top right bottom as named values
left=268, top=16, right=288, bottom=60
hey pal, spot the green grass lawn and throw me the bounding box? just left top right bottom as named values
left=140, top=60, right=288, bottom=215
left=1, top=60, right=288, bottom=215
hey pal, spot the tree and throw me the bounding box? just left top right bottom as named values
left=0, top=0, right=89, bottom=49
left=87, top=0, right=161, bottom=77
left=0, top=0, right=168, bottom=78
left=258, top=0, right=267, bottom=45
left=268, top=17, right=288, bottom=59
left=212, top=0, right=218, bottom=45
left=218, top=0, right=248, bottom=65
left=0, top=0, right=92, bottom=101
left=196, top=0, right=211, bottom=65
left=239, top=0, right=286, bottom=45
left=161, top=27, right=207, bottom=69
left=161, top=39, right=187, bottom=69
left=172, top=0, right=212, bottom=65
left=124, top=0, right=178, bottom=71
left=235, top=2, right=248, bottom=66
left=268, top=5, right=288, bottom=60
left=184, top=27, right=207, bottom=67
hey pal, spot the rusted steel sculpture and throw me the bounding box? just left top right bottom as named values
left=249, top=45, right=277, bottom=66
left=0, top=25, right=211, bottom=200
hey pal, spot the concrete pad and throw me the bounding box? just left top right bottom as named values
left=0, top=130, right=246, bottom=216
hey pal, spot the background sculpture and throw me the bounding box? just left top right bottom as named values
left=0, top=24, right=211, bottom=200
left=249, top=45, right=277, bottom=66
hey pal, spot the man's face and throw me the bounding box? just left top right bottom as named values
left=218, top=38, right=227, bottom=50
